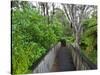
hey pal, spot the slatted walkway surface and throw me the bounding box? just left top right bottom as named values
left=51, top=44, right=76, bottom=72
left=33, top=43, right=96, bottom=73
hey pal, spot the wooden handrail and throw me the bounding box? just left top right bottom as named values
left=70, top=44, right=97, bottom=70
left=32, top=42, right=61, bottom=73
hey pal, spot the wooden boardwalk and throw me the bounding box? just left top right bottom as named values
left=33, top=43, right=96, bottom=73
left=51, top=45, right=76, bottom=72
left=33, top=42, right=96, bottom=73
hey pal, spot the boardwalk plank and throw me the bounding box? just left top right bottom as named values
left=51, top=45, right=76, bottom=72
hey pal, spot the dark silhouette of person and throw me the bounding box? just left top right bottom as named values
left=60, top=38, right=66, bottom=47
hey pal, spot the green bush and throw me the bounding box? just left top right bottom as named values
left=12, top=7, right=64, bottom=74
left=81, top=17, right=97, bottom=64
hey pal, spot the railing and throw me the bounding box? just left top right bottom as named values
left=70, top=44, right=97, bottom=70
left=32, top=42, right=97, bottom=73
left=33, top=42, right=61, bottom=73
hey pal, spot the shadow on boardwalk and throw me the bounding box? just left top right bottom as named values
left=51, top=44, right=76, bottom=72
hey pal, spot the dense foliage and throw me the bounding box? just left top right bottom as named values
left=12, top=7, right=64, bottom=74
left=81, top=17, right=97, bottom=64
left=12, top=1, right=97, bottom=74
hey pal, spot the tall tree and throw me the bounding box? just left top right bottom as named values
left=38, top=2, right=46, bottom=16
left=45, top=3, right=49, bottom=24
left=51, top=3, right=55, bottom=23
left=11, top=1, right=32, bottom=10
left=62, top=4, right=96, bottom=49
left=38, top=2, right=50, bottom=24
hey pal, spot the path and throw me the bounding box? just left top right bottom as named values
left=51, top=44, right=76, bottom=72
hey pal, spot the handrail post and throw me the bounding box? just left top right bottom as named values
left=70, top=44, right=97, bottom=70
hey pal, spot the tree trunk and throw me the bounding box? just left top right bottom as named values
left=75, top=28, right=81, bottom=50
left=45, top=3, right=49, bottom=24
left=43, top=4, right=45, bottom=16
left=51, top=3, right=55, bottom=24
